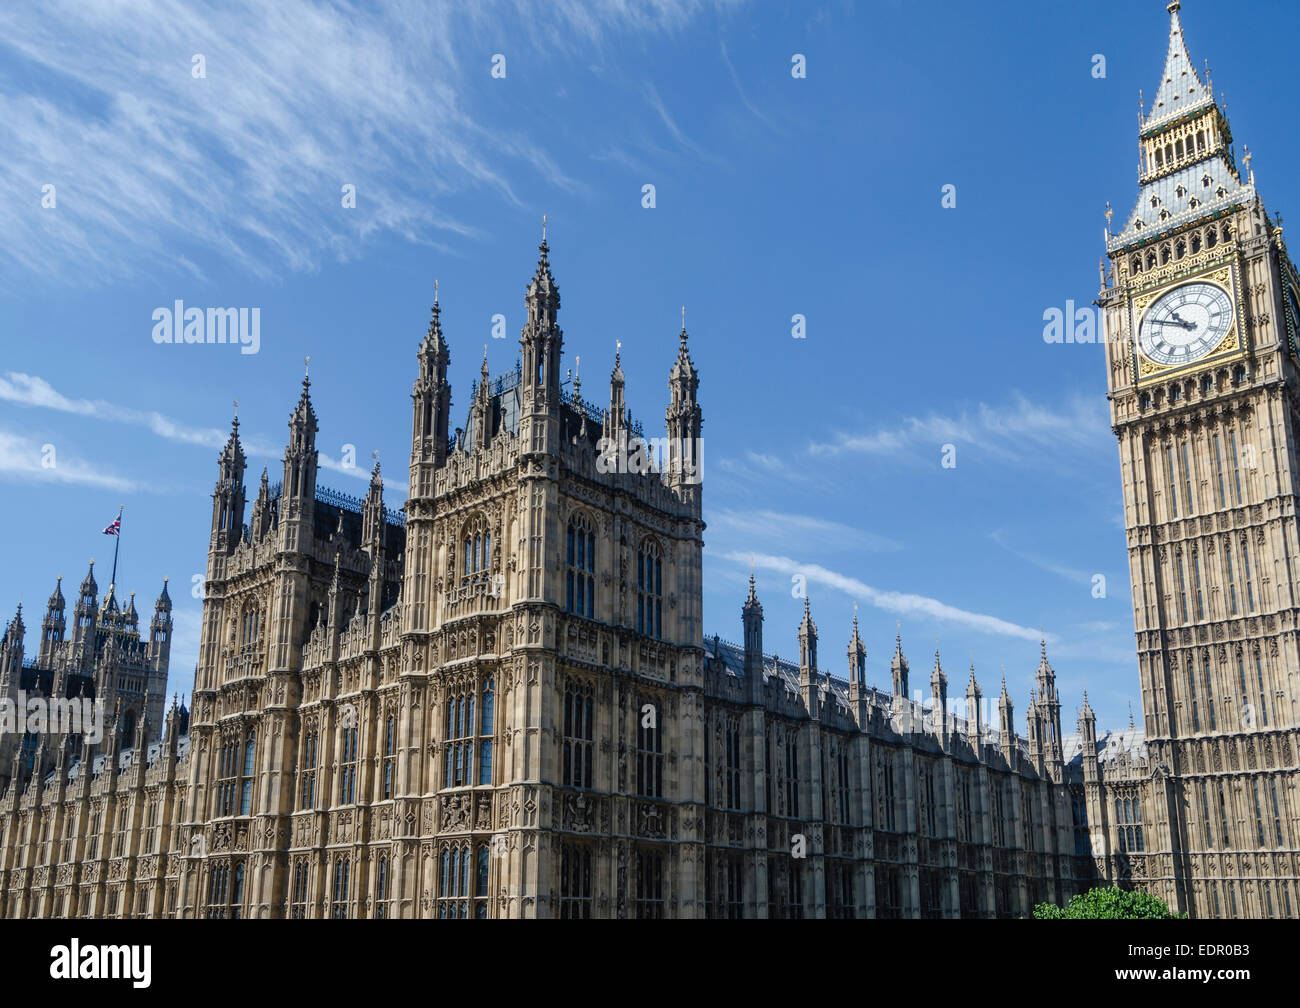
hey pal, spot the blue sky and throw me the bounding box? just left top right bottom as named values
left=1, top=0, right=1295, bottom=734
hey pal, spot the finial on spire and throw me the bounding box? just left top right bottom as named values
left=615, top=338, right=622, bottom=367
left=1167, top=0, right=1180, bottom=14
left=434, top=277, right=439, bottom=306
left=1129, top=701, right=1136, bottom=731
left=542, top=213, right=547, bottom=242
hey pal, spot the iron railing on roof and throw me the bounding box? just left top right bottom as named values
left=267, top=481, right=404, bottom=526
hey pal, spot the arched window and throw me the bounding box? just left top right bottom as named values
left=566, top=514, right=596, bottom=617
left=563, top=678, right=595, bottom=788
left=637, top=541, right=663, bottom=639
left=475, top=844, right=490, bottom=918
left=438, top=843, right=471, bottom=918
left=239, top=729, right=256, bottom=815
left=376, top=855, right=389, bottom=920
left=339, top=722, right=358, bottom=804
left=461, top=516, right=491, bottom=583
left=444, top=678, right=494, bottom=788
left=240, top=606, right=260, bottom=646
left=331, top=855, right=350, bottom=919
left=383, top=716, right=397, bottom=799
left=300, top=729, right=317, bottom=809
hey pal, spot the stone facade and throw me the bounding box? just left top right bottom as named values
left=0, top=238, right=1109, bottom=918
left=1094, top=2, right=1300, bottom=919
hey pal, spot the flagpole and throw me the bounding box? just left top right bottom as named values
left=109, top=505, right=123, bottom=589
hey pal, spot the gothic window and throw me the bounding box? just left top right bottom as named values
left=1115, top=796, right=1144, bottom=853
left=1146, top=251, right=1157, bottom=270
left=1216, top=186, right=1227, bottom=198
left=784, top=734, right=799, bottom=818
left=300, top=730, right=317, bottom=809
left=1203, top=658, right=1217, bottom=730
left=559, top=843, right=593, bottom=919
left=240, top=605, right=260, bottom=646
left=205, top=862, right=229, bottom=919
left=1228, top=426, right=1245, bottom=498
left=921, top=764, right=937, bottom=837
left=1241, top=537, right=1256, bottom=612
left=144, top=798, right=159, bottom=855
left=461, top=516, right=491, bottom=584
left=1150, top=195, right=1159, bottom=208
left=479, top=678, right=494, bottom=785
left=339, top=723, right=357, bottom=805
left=1199, top=780, right=1214, bottom=849
left=1253, top=782, right=1268, bottom=848
left=331, top=855, right=350, bottom=919
left=636, top=699, right=664, bottom=798
left=1191, top=549, right=1205, bottom=621
left=60, top=813, right=74, bottom=862
left=444, top=678, right=494, bottom=789
left=383, top=715, right=397, bottom=799
left=1175, top=239, right=1186, bottom=259
left=725, top=717, right=743, bottom=811
left=1206, top=225, right=1217, bottom=247
left=636, top=540, right=663, bottom=638
left=375, top=854, right=389, bottom=920
left=1202, top=174, right=1211, bottom=188
left=1271, top=782, right=1286, bottom=846
left=438, top=843, right=470, bottom=918
left=1196, top=131, right=1205, bottom=151
left=991, top=784, right=1005, bottom=846
left=291, top=860, right=309, bottom=919
left=1189, top=197, right=1200, bottom=210
left=1140, top=392, right=1151, bottom=410
left=1175, top=552, right=1190, bottom=623
left=1182, top=437, right=1197, bottom=507
left=562, top=678, right=594, bottom=789
left=240, top=728, right=256, bottom=815
left=565, top=514, right=596, bottom=618
left=216, top=738, right=239, bottom=816
left=878, top=754, right=897, bottom=833
left=1165, top=444, right=1179, bottom=519
left=87, top=808, right=100, bottom=859
left=1176, top=184, right=1186, bottom=199
left=634, top=848, right=665, bottom=919
left=787, top=863, right=805, bottom=919
left=1218, top=782, right=1231, bottom=846
left=1255, top=654, right=1269, bottom=727
left=1212, top=433, right=1227, bottom=507
left=475, top=843, right=490, bottom=918
left=724, top=855, right=745, bottom=919
left=837, top=750, right=851, bottom=824
left=1188, top=665, right=1200, bottom=731
left=1131, top=256, right=1141, bottom=275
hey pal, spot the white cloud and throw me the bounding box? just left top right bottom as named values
left=0, top=0, right=727, bottom=285
left=710, top=508, right=902, bottom=553
left=0, top=427, right=138, bottom=491
left=808, top=392, right=1109, bottom=463
left=723, top=549, right=1049, bottom=643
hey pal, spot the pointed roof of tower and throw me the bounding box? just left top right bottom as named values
left=1080, top=689, right=1095, bottom=719
left=1111, top=1, right=1251, bottom=249
left=848, top=605, right=863, bottom=649
left=125, top=591, right=138, bottom=621
left=423, top=281, right=448, bottom=354
left=155, top=577, right=172, bottom=613
left=291, top=363, right=317, bottom=432
left=743, top=571, right=762, bottom=614
left=527, top=220, right=560, bottom=306
left=9, top=602, right=23, bottom=636
left=798, top=595, right=815, bottom=633
left=1145, top=2, right=1212, bottom=127
left=47, top=574, right=64, bottom=611
left=78, top=560, right=97, bottom=600
left=890, top=627, right=908, bottom=670
left=220, top=410, right=245, bottom=466
left=670, top=311, right=698, bottom=385
left=967, top=660, right=981, bottom=695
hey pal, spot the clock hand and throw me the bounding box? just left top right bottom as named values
left=1149, top=318, right=1196, bottom=330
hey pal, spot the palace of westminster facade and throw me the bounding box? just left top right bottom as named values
left=0, top=2, right=1297, bottom=919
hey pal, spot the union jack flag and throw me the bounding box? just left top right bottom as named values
left=102, top=517, right=121, bottom=536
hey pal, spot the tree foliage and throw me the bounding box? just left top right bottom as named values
left=1033, top=886, right=1184, bottom=919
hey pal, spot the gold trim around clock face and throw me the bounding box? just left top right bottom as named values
left=1132, top=264, right=1239, bottom=378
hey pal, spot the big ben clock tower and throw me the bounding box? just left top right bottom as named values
left=1100, top=2, right=1300, bottom=918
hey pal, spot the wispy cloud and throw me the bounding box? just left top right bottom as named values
left=710, top=508, right=902, bottom=553
left=0, top=0, right=724, bottom=284
left=808, top=393, right=1109, bottom=463
left=0, top=427, right=138, bottom=491
left=988, top=528, right=1095, bottom=585
left=723, top=549, right=1049, bottom=643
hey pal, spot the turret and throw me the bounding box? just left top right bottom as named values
left=519, top=227, right=563, bottom=454
left=1030, top=639, right=1064, bottom=774
left=72, top=560, right=98, bottom=640
left=930, top=647, right=948, bottom=745
left=149, top=578, right=172, bottom=670
left=281, top=364, right=319, bottom=544
left=124, top=591, right=139, bottom=630
left=798, top=597, right=819, bottom=718
left=998, top=672, right=1016, bottom=766
left=965, top=663, right=984, bottom=749
left=211, top=412, right=247, bottom=553
left=665, top=314, right=702, bottom=499
left=742, top=575, right=764, bottom=705
left=250, top=467, right=272, bottom=540
left=39, top=574, right=65, bottom=661
left=846, top=606, right=867, bottom=706
left=0, top=604, right=24, bottom=699
left=890, top=629, right=909, bottom=698
left=411, top=288, right=452, bottom=478
left=1079, top=690, right=1099, bottom=784
left=602, top=343, right=627, bottom=453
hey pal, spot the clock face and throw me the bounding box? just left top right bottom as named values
left=1137, top=281, right=1233, bottom=366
